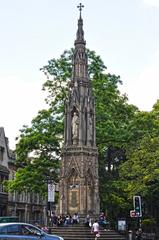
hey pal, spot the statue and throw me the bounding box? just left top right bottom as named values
left=72, top=112, right=79, bottom=139
left=88, top=115, right=93, bottom=141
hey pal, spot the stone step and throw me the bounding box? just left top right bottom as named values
left=50, top=226, right=126, bottom=240
left=52, top=236, right=126, bottom=240
left=52, top=234, right=125, bottom=238
left=59, top=236, right=125, bottom=239
left=52, top=229, right=123, bottom=234
left=60, top=237, right=126, bottom=240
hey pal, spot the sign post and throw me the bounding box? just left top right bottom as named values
left=130, top=195, right=142, bottom=230
left=47, top=182, right=55, bottom=232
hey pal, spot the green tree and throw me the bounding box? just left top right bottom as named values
left=7, top=49, right=138, bottom=220
left=92, top=71, right=138, bottom=220
left=7, top=109, right=62, bottom=194
left=119, top=103, right=159, bottom=222
left=41, top=50, right=138, bottom=218
left=7, top=49, right=107, bottom=194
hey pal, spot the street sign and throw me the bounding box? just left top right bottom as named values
left=48, top=183, right=55, bottom=202
left=130, top=210, right=136, bottom=217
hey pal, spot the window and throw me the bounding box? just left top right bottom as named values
left=0, top=226, right=7, bottom=234
left=0, top=225, right=20, bottom=235
left=21, top=225, right=41, bottom=236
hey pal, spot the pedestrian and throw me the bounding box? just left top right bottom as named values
left=135, top=228, right=142, bottom=240
left=91, top=219, right=100, bottom=240
left=72, top=213, right=79, bottom=224
left=85, top=214, right=91, bottom=227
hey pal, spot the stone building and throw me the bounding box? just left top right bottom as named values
left=0, top=127, right=47, bottom=224
left=0, top=127, right=10, bottom=216
left=8, top=172, right=47, bottom=224
left=59, top=6, right=100, bottom=216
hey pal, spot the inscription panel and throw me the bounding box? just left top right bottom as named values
left=68, top=189, right=79, bottom=214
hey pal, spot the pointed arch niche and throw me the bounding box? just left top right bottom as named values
left=85, top=168, right=94, bottom=214
left=67, top=168, right=80, bottom=214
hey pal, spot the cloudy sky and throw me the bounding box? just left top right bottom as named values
left=0, top=0, right=159, bottom=149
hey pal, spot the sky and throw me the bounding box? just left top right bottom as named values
left=0, top=0, right=159, bottom=149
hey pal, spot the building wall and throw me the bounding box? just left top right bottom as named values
left=0, top=127, right=47, bottom=225
left=0, top=127, right=9, bottom=216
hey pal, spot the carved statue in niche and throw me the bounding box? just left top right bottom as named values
left=88, top=114, right=93, bottom=142
left=72, top=111, right=79, bottom=139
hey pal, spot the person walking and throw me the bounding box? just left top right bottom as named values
left=92, top=220, right=100, bottom=240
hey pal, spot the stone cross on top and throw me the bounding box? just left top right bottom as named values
left=77, top=3, right=84, bottom=18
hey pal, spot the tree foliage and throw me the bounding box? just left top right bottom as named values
left=7, top=48, right=159, bottom=224
left=119, top=102, right=159, bottom=221
left=7, top=109, right=62, bottom=194
left=7, top=49, right=109, bottom=194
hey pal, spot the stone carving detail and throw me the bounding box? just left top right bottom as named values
left=64, top=156, right=81, bottom=179
left=70, top=191, right=78, bottom=207
left=72, top=111, right=79, bottom=141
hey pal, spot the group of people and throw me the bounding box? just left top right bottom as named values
left=46, top=211, right=109, bottom=239
left=50, top=212, right=80, bottom=226
left=85, top=212, right=109, bottom=228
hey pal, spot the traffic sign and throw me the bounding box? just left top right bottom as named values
left=130, top=210, right=136, bottom=217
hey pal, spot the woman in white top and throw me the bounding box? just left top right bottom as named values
left=92, top=220, right=100, bottom=240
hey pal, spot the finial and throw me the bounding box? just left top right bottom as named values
left=77, top=3, right=84, bottom=18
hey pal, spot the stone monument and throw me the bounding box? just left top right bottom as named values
left=59, top=4, right=100, bottom=216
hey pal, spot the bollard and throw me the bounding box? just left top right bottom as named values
left=128, top=230, right=133, bottom=240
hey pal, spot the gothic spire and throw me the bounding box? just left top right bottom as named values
left=72, top=3, right=88, bottom=81
left=60, top=3, right=99, bottom=218
left=75, top=3, right=85, bottom=45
